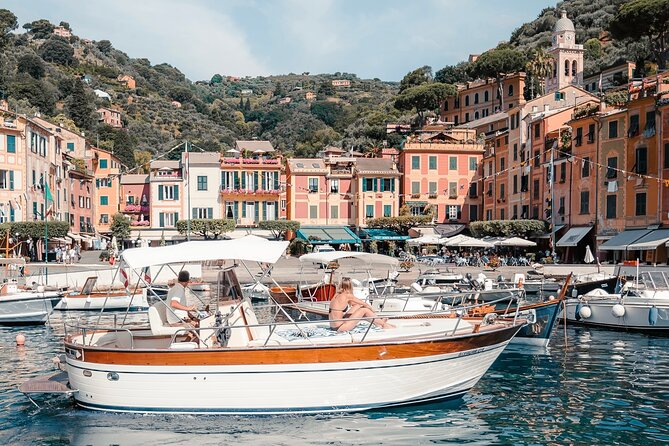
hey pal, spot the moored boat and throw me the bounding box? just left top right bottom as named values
left=0, top=281, right=63, bottom=326
left=55, top=276, right=148, bottom=311
left=21, top=236, right=525, bottom=414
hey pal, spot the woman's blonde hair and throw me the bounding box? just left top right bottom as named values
left=339, top=277, right=353, bottom=293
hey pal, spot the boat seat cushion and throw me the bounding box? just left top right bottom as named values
left=148, top=304, right=185, bottom=336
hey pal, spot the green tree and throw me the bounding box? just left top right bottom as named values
left=366, top=215, right=433, bottom=235
left=258, top=220, right=301, bottom=239
left=609, top=0, right=669, bottom=69
left=317, top=81, right=335, bottom=98
left=9, top=74, right=56, bottom=114
left=210, top=73, right=223, bottom=84
left=175, top=219, right=235, bottom=240
left=470, top=46, right=527, bottom=110
left=394, top=83, right=457, bottom=126
left=399, top=65, right=432, bottom=92
left=310, top=100, right=345, bottom=127
left=469, top=220, right=546, bottom=238
left=17, top=54, right=45, bottom=79
left=525, top=47, right=553, bottom=97
left=244, top=97, right=251, bottom=112
left=0, top=221, right=69, bottom=239
left=584, top=38, right=603, bottom=59
left=39, top=37, right=75, bottom=65
left=169, top=86, right=193, bottom=103
left=23, top=19, right=54, bottom=39
left=66, top=78, right=95, bottom=129
left=96, top=39, right=113, bottom=54
left=59, top=21, right=71, bottom=30
left=434, top=62, right=471, bottom=84
left=110, top=213, right=131, bottom=243
left=134, top=150, right=152, bottom=174
left=0, top=9, right=18, bottom=49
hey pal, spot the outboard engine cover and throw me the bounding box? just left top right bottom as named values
left=215, top=311, right=231, bottom=347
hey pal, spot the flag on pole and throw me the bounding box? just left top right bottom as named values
left=44, top=179, right=54, bottom=217
left=119, top=267, right=129, bottom=289
left=598, top=73, right=603, bottom=94
left=183, top=148, right=189, bottom=183
left=142, top=266, right=152, bottom=284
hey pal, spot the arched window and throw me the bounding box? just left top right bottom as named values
left=565, top=60, right=570, bottom=76
left=508, top=84, right=514, bottom=97
left=465, top=95, right=470, bottom=106
left=475, top=111, right=480, bottom=120
left=444, top=100, right=449, bottom=111
left=553, top=60, right=557, bottom=78
left=572, top=60, right=577, bottom=77
left=474, top=93, right=479, bottom=104
left=484, top=91, right=489, bottom=102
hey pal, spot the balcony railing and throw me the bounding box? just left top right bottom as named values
left=222, top=157, right=279, bottom=165
left=219, top=187, right=281, bottom=195
left=123, top=204, right=149, bottom=213
left=130, top=220, right=150, bottom=227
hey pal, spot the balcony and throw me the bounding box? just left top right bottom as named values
left=130, top=220, right=150, bottom=227
left=222, top=157, right=280, bottom=166
left=123, top=203, right=149, bottom=213
left=219, top=187, right=281, bottom=196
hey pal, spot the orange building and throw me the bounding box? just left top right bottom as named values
left=97, top=107, right=122, bottom=128
left=399, top=129, right=484, bottom=223
left=91, top=147, right=121, bottom=233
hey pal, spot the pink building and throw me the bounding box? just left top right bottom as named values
left=67, top=163, right=94, bottom=236
left=399, top=129, right=484, bottom=223
left=120, top=174, right=150, bottom=228
left=97, top=107, right=122, bottom=128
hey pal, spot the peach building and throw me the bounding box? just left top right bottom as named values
left=67, top=161, right=94, bottom=236
left=117, top=75, right=136, bottom=90
left=481, top=130, right=509, bottom=220
left=0, top=111, right=26, bottom=223
left=97, top=107, right=122, bottom=128
left=286, top=158, right=330, bottom=225
left=440, top=73, right=526, bottom=125
left=120, top=174, right=150, bottom=229
left=149, top=160, right=183, bottom=238
left=399, top=129, right=484, bottom=223
left=91, top=147, right=121, bottom=233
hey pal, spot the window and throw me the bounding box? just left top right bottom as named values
left=587, top=124, right=595, bottom=143
left=474, top=93, right=479, bottom=104
left=100, top=196, right=109, bottom=206
left=99, top=159, right=108, bottom=169
left=582, top=157, right=590, bottom=178
left=67, top=142, right=74, bottom=151
left=635, top=147, right=648, bottom=174
left=484, top=91, right=489, bottom=102
left=575, top=127, right=583, bottom=146
left=192, top=207, right=213, bottom=219
left=411, top=181, right=420, bottom=194
left=645, top=110, right=656, bottom=133
left=520, top=175, right=528, bottom=192
left=197, top=176, right=207, bottom=191
left=580, top=191, right=589, bottom=214
left=533, top=179, right=539, bottom=197
left=470, top=204, right=478, bottom=221
left=465, top=112, right=469, bottom=122
left=608, top=120, right=618, bottom=139
left=606, top=195, right=617, bottom=219
left=366, top=205, right=374, bottom=218
left=428, top=181, right=437, bottom=195
left=532, top=206, right=539, bottom=219
left=635, top=192, right=646, bottom=216
left=534, top=123, right=540, bottom=139
left=330, top=179, right=339, bottom=193
left=449, top=156, right=457, bottom=170
left=469, top=157, right=477, bottom=171
left=100, top=214, right=109, bottom=224
left=513, top=175, right=518, bottom=194
left=281, top=199, right=286, bottom=210
left=665, top=143, right=669, bottom=169
left=513, top=144, right=518, bottom=161
left=381, top=178, right=393, bottom=192
left=428, top=156, right=437, bottom=170
left=500, top=208, right=505, bottom=220
left=534, top=150, right=540, bottom=167
left=448, top=182, right=457, bottom=198
left=447, top=205, right=460, bottom=220
left=0, top=170, right=11, bottom=190
left=558, top=196, right=565, bottom=215
left=607, top=157, right=618, bottom=178
left=330, top=205, right=339, bottom=219
left=469, top=182, right=478, bottom=198
left=486, top=209, right=492, bottom=220
left=508, top=84, right=514, bottom=96
left=411, top=156, right=420, bottom=170
left=309, top=205, right=318, bottom=219
left=465, top=95, right=470, bottom=106
left=158, top=185, right=178, bottom=200
left=475, top=111, right=479, bottom=120
left=6, top=135, right=15, bottom=153
left=383, top=204, right=391, bottom=217
left=629, top=115, right=640, bottom=137
left=159, top=212, right=178, bottom=227
left=308, top=177, right=319, bottom=193
left=364, top=178, right=375, bottom=191
left=572, top=60, right=577, bottom=76
left=500, top=157, right=505, bottom=171
left=564, top=60, right=570, bottom=76
left=512, top=205, right=518, bottom=219
left=500, top=183, right=505, bottom=198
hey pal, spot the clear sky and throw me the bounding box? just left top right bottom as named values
left=5, top=0, right=554, bottom=81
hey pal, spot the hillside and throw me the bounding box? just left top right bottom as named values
left=0, top=11, right=405, bottom=168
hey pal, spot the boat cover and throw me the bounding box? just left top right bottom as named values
left=299, top=251, right=399, bottom=266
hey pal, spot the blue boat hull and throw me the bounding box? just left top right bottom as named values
left=506, top=299, right=562, bottom=347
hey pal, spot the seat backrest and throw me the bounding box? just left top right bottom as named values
left=148, top=306, right=164, bottom=336
left=153, top=301, right=169, bottom=324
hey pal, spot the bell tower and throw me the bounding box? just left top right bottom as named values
left=545, top=10, right=584, bottom=94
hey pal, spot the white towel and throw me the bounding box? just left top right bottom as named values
left=607, top=180, right=618, bottom=193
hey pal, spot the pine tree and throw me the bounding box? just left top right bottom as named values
left=66, top=78, right=95, bottom=130
left=238, top=96, right=244, bottom=110
left=244, top=98, right=251, bottom=112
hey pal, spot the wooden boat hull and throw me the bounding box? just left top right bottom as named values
left=63, top=324, right=521, bottom=414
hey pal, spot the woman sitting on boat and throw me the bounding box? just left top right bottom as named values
left=329, top=277, right=394, bottom=332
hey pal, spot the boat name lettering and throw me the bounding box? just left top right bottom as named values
left=458, top=347, right=486, bottom=358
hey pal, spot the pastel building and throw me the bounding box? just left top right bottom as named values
left=184, top=152, right=221, bottom=220
left=352, top=158, right=401, bottom=226
left=120, top=174, right=150, bottom=229
left=149, top=160, right=183, bottom=239
left=399, top=129, right=484, bottom=223
left=0, top=111, right=26, bottom=222
left=97, top=107, right=122, bottom=128
left=544, top=10, right=584, bottom=93
left=91, top=147, right=121, bottom=233
left=67, top=158, right=95, bottom=236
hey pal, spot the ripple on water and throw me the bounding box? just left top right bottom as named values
left=1, top=316, right=668, bottom=445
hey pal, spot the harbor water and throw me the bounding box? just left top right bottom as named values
left=0, top=312, right=668, bottom=445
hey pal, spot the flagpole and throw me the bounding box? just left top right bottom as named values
left=186, top=141, right=191, bottom=241
left=44, top=171, right=48, bottom=284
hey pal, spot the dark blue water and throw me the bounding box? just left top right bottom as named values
left=1, top=313, right=668, bottom=445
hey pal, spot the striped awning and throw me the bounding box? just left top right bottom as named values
left=599, top=229, right=652, bottom=251
left=627, top=229, right=669, bottom=251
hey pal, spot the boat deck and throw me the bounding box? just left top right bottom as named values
left=19, top=371, right=76, bottom=395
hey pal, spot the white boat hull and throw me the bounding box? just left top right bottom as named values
left=55, top=293, right=148, bottom=311
left=565, top=298, right=669, bottom=331
left=66, top=341, right=509, bottom=414
left=0, top=292, right=61, bottom=325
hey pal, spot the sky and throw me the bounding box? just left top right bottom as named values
left=5, top=0, right=554, bottom=82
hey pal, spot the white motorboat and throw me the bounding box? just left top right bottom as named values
left=565, top=272, right=669, bottom=332
left=55, top=276, right=148, bottom=311
left=21, top=236, right=524, bottom=414
left=0, top=281, right=63, bottom=326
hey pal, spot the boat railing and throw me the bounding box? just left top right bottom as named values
left=63, top=295, right=524, bottom=350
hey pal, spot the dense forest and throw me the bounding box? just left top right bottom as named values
left=0, top=0, right=667, bottom=169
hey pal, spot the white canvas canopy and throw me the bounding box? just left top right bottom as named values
left=120, top=235, right=289, bottom=269
left=299, top=251, right=399, bottom=266
left=443, top=235, right=494, bottom=248
left=494, top=237, right=537, bottom=247
left=407, top=235, right=444, bottom=246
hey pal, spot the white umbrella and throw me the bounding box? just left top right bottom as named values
left=408, top=234, right=443, bottom=246
left=495, top=237, right=537, bottom=247
left=442, top=234, right=470, bottom=247
left=443, top=235, right=494, bottom=248
left=584, top=245, right=595, bottom=264
left=226, top=148, right=240, bottom=153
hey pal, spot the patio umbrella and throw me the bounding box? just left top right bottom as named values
left=408, top=234, right=443, bottom=245
left=441, top=234, right=470, bottom=247
left=456, top=237, right=494, bottom=248
left=496, top=237, right=537, bottom=247
left=226, top=148, right=240, bottom=154
left=584, top=245, right=595, bottom=264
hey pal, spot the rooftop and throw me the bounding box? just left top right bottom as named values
left=554, top=10, right=575, bottom=33
left=235, top=140, right=275, bottom=153
left=354, top=158, right=398, bottom=174
left=120, top=174, right=149, bottom=185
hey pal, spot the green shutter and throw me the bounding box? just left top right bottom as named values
left=275, top=201, right=279, bottom=219
left=241, top=173, right=246, bottom=189
left=173, top=185, right=179, bottom=200
left=158, top=185, right=163, bottom=200
left=234, top=201, right=238, bottom=219
left=274, top=172, right=279, bottom=190
left=362, top=179, right=367, bottom=192
left=7, top=135, right=16, bottom=153
left=391, top=179, right=395, bottom=192
left=221, top=172, right=225, bottom=189
left=9, top=171, right=14, bottom=191
left=261, top=173, right=266, bottom=191
left=242, top=202, right=246, bottom=218
left=262, top=201, right=267, bottom=221
left=192, top=208, right=197, bottom=219
left=234, top=172, right=239, bottom=189
left=373, top=178, right=378, bottom=192
left=254, top=201, right=259, bottom=222
left=207, top=208, right=213, bottom=219
left=254, top=172, right=259, bottom=191
left=159, top=213, right=164, bottom=227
